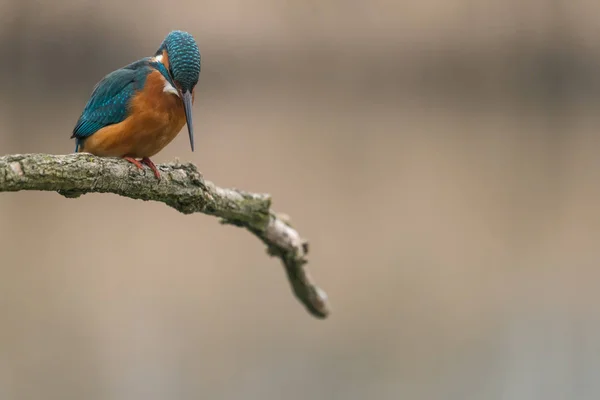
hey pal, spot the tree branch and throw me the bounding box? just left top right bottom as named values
left=0, top=153, right=329, bottom=319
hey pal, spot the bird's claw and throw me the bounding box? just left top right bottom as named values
left=123, top=157, right=161, bottom=180
left=141, top=157, right=161, bottom=180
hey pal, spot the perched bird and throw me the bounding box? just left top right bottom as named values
left=71, top=30, right=201, bottom=179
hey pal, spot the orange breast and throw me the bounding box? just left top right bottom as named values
left=81, top=70, right=190, bottom=158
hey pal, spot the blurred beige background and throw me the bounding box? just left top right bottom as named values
left=1, top=0, right=600, bottom=399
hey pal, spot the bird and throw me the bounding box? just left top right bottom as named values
left=70, top=30, right=201, bottom=180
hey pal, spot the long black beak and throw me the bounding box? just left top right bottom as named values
left=182, top=90, right=194, bottom=151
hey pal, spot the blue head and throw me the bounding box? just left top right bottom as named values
left=156, top=30, right=201, bottom=151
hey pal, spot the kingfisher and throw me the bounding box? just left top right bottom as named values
left=71, top=30, right=201, bottom=179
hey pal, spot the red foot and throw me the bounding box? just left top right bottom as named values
left=141, top=157, right=161, bottom=180
left=123, top=156, right=144, bottom=170
left=123, top=157, right=161, bottom=180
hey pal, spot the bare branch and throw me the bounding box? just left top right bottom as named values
left=0, top=153, right=329, bottom=319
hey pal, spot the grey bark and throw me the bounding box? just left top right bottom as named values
left=0, top=153, right=329, bottom=319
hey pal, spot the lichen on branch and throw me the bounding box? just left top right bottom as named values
left=0, top=153, right=329, bottom=319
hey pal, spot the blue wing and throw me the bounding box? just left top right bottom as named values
left=72, top=60, right=152, bottom=151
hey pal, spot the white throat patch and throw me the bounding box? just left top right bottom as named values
left=154, top=54, right=180, bottom=97
left=162, top=78, right=180, bottom=97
